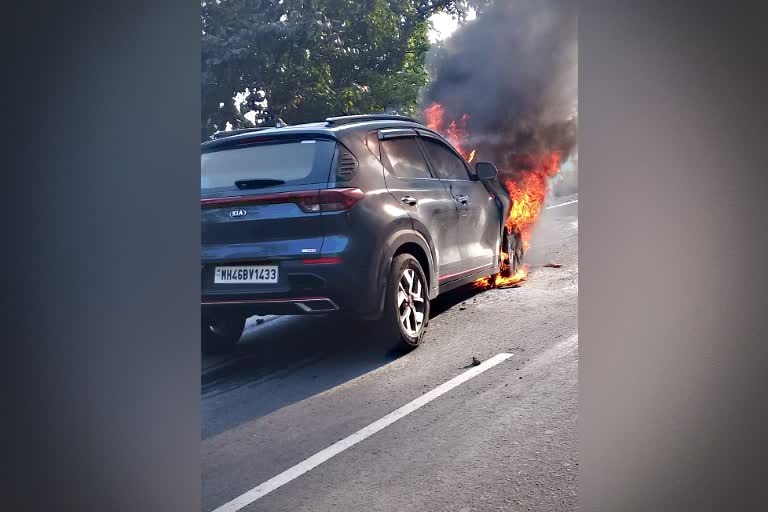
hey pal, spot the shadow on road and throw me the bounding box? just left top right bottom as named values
left=430, top=283, right=486, bottom=318
left=201, top=314, right=402, bottom=439
left=201, top=282, right=490, bottom=440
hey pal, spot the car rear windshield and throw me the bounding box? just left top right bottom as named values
left=201, top=139, right=335, bottom=191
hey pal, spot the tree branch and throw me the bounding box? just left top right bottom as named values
left=416, top=0, right=457, bottom=20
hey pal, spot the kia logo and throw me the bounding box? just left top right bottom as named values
left=229, top=209, right=247, bottom=218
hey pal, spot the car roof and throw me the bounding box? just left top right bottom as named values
left=202, top=115, right=445, bottom=150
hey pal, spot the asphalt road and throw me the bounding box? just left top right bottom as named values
left=202, top=195, right=578, bottom=512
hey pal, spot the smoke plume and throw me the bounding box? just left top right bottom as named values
left=423, top=0, right=577, bottom=186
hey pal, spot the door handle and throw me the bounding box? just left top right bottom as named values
left=454, top=195, right=469, bottom=205
left=401, top=196, right=418, bottom=206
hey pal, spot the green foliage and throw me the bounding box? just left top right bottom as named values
left=201, top=0, right=468, bottom=140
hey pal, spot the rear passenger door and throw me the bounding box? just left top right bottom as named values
left=378, top=129, right=463, bottom=278
left=419, top=132, right=497, bottom=271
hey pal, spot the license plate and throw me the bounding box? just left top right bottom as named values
left=214, top=265, right=278, bottom=284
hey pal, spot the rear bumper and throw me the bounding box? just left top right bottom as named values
left=201, top=258, right=379, bottom=317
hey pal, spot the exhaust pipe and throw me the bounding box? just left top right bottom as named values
left=294, top=298, right=338, bottom=313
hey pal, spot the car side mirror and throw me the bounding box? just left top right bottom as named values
left=475, top=162, right=499, bottom=181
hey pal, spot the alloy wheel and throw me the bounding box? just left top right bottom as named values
left=397, top=268, right=426, bottom=337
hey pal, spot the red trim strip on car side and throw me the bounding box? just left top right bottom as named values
left=438, top=264, right=494, bottom=283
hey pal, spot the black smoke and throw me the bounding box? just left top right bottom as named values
left=423, top=0, right=577, bottom=180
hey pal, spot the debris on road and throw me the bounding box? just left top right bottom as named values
left=543, top=262, right=562, bottom=268
left=472, top=357, right=482, bottom=366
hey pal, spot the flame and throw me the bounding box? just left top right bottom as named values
left=424, top=103, right=472, bottom=159
left=502, top=152, right=561, bottom=249
left=424, top=103, right=445, bottom=130
left=424, top=102, right=563, bottom=291
left=473, top=264, right=529, bottom=290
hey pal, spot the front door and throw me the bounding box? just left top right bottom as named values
left=419, top=134, right=497, bottom=273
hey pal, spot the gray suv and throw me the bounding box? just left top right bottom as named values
left=201, top=114, right=517, bottom=353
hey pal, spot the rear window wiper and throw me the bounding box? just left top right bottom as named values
left=235, top=179, right=286, bottom=190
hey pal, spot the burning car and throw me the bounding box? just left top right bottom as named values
left=200, top=114, right=518, bottom=353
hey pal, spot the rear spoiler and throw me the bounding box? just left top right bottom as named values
left=212, top=127, right=271, bottom=139
left=211, top=118, right=288, bottom=140
left=202, top=131, right=338, bottom=153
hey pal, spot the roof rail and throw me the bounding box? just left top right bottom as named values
left=325, top=114, right=422, bottom=126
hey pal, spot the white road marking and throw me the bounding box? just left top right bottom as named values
left=211, top=352, right=514, bottom=512
left=545, top=199, right=578, bottom=210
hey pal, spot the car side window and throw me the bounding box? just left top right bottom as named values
left=380, top=137, right=433, bottom=179
left=421, top=137, right=471, bottom=181
left=365, top=130, right=380, bottom=159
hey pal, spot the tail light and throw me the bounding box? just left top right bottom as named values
left=201, top=188, right=364, bottom=212
left=295, top=188, right=365, bottom=213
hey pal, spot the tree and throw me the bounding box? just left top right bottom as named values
left=201, top=0, right=469, bottom=140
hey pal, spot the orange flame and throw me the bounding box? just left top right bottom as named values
left=503, top=152, right=561, bottom=249
left=473, top=264, right=529, bottom=290
left=424, top=102, right=562, bottom=290
left=425, top=103, right=472, bottom=159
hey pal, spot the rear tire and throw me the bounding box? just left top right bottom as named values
left=379, top=253, right=430, bottom=352
left=201, top=315, right=246, bottom=354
